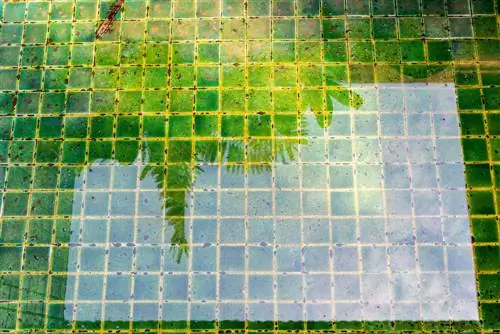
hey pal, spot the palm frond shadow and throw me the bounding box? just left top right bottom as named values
left=131, top=87, right=368, bottom=263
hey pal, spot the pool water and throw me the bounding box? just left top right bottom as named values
left=0, top=0, right=499, bottom=331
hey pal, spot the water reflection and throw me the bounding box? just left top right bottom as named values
left=0, top=0, right=488, bottom=328
left=60, top=83, right=478, bottom=324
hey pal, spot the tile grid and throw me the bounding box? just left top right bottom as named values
left=243, top=0, right=250, bottom=330
left=420, top=0, right=451, bottom=325
left=199, top=0, right=216, bottom=327
left=102, top=134, right=118, bottom=329
left=428, top=60, right=452, bottom=326
left=444, top=0, right=460, bottom=325
left=70, top=130, right=88, bottom=329
left=372, top=19, right=395, bottom=330
left=294, top=0, right=305, bottom=330
left=368, top=0, right=395, bottom=324
left=318, top=0, right=334, bottom=328
left=42, top=0, right=60, bottom=330
left=0, top=0, right=23, bottom=326
left=470, top=0, right=500, bottom=326
left=73, top=1, right=108, bottom=328
left=96, top=0, right=113, bottom=329
left=209, top=0, right=220, bottom=328
left=343, top=0, right=363, bottom=326
left=399, top=54, right=422, bottom=328
left=212, top=0, right=223, bottom=322
left=0, top=0, right=496, bottom=330
left=269, top=0, right=279, bottom=329
left=167, top=0, right=185, bottom=315
left=13, top=2, right=32, bottom=331
left=128, top=0, right=151, bottom=327
left=395, top=0, right=424, bottom=323
left=320, top=0, right=336, bottom=330
left=96, top=1, right=113, bottom=330
left=460, top=0, right=493, bottom=326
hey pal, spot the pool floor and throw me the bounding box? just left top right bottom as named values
left=0, top=0, right=499, bottom=331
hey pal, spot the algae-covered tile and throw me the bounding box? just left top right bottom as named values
left=168, top=140, right=193, bottom=162
left=473, top=218, right=499, bottom=243
left=221, top=115, right=244, bottom=137
left=248, top=41, right=271, bottom=62
left=273, top=0, right=295, bottom=16
left=273, top=18, right=295, bottom=39
left=348, top=18, right=371, bottom=38
left=24, top=24, right=48, bottom=44
left=198, top=20, right=220, bottom=40
left=13, top=117, right=36, bottom=139
left=115, top=140, right=140, bottom=163
left=169, top=115, right=193, bottom=138
left=487, top=114, right=500, bottom=135
left=462, top=138, right=489, bottom=161
left=222, top=18, right=245, bottom=40
left=120, top=43, right=144, bottom=64
left=0, top=219, right=25, bottom=244
left=116, top=116, right=140, bottom=138
left=195, top=115, right=218, bottom=137
left=373, top=18, right=397, bottom=39
left=324, top=41, right=347, bottom=62
left=465, top=164, right=492, bottom=187
left=472, top=0, right=495, bottom=14
left=221, top=90, right=245, bottom=112
left=89, top=141, right=112, bottom=161
left=400, top=40, right=425, bottom=61
left=143, top=116, right=166, bottom=138
left=399, top=17, right=422, bottom=38
left=172, top=43, right=195, bottom=64
left=36, top=141, right=62, bottom=163
left=49, top=22, right=72, bottom=43
left=476, top=246, right=500, bottom=271
left=375, top=41, right=401, bottom=62
left=198, top=43, right=220, bottom=63
left=222, top=65, right=245, bottom=87
left=30, top=192, right=57, bottom=215
left=460, top=113, right=485, bottom=135
left=196, top=90, right=218, bottom=112
left=9, top=141, right=35, bottom=163
left=274, top=65, right=297, bottom=87
left=457, top=88, right=483, bottom=110
left=455, top=65, right=479, bottom=85
left=273, top=41, right=296, bottom=62
left=118, top=91, right=141, bottom=113
left=469, top=190, right=495, bottom=215
left=21, top=46, right=44, bottom=66
left=150, top=0, right=172, bottom=17
left=297, top=18, right=321, bottom=39
left=248, top=115, right=272, bottom=137
left=484, top=87, right=500, bottom=110
left=6, top=166, right=32, bottom=190
left=323, top=18, right=345, bottom=39
left=145, top=43, right=169, bottom=64
left=450, top=17, right=473, bottom=37
left=197, top=0, right=220, bottom=17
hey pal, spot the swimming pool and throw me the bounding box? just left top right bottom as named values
left=0, top=0, right=499, bottom=331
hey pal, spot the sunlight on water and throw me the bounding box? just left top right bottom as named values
left=64, top=83, right=477, bottom=322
